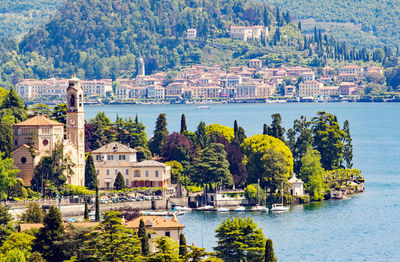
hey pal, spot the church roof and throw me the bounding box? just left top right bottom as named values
left=14, top=115, right=63, bottom=127
left=91, top=142, right=137, bottom=154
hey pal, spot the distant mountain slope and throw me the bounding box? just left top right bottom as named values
left=0, top=0, right=63, bottom=38
left=19, top=0, right=280, bottom=79
left=264, top=0, right=400, bottom=48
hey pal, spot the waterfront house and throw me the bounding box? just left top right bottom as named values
left=288, top=173, right=304, bottom=196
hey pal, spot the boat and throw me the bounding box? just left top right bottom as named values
left=175, top=206, right=192, bottom=212
left=270, top=204, right=289, bottom=212
left=195, top=105, right=210, bottom=110
left=251, top=205, right=268, bottom=212
left=270, top=182, right=289, bottom=212
left=217, top=207, right=229, bottom=212
left=197, top=205, right=214, bottom=211
left=234, top=206, right=245, bottom=212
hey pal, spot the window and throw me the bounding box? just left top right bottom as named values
left=107, top=155, right=114, bottom=160
left=119, top=155, right=126, bottom=160
left=145, top=171, right=149, bottom=177
left=125, top=169, right=129, bottom=175
left=96, top=155, right=100, bottom=161
left=21, top=157, right=26, bottom=164
left=115, top=170, right=118, bottom=175
left=42, top=139, right=49, bottom=146
left=107, top=170, right=110, bottom=175
left=97, top=170, right=99, bottom=175
left=155, top=171, right=159, bottom=177
left=165, top=232, right=170, bottom=237
left=134, top=171, right=140, bottom=177
left=126, top=179, right=129, bottom=187
left=148, top=233, right=151, bottom=239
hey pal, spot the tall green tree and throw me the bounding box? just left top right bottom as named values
left=95, top=182, right=100, bottom=222
left=1, top=87, right=26, bottom=122
left=149, top=113, right=168, bottom=155
left=195, top=121, right=209, bottom=149
left=135, top=146, right=152, bottom=162
left=51, top=103, right=67, bottom=125
left=114, top=172, right=125, bottom=190
left=84, top=154, right=97, bottom=190
left=84, top=199, right=89, bottom=220
left=299, top=146, right=326, bottom=201
left=264, top=239, right=277, bottom=262
left=267, top=113, right=286, bottom=143
left=191, top=143, right=233, bottom=188
left=32, top=206, right=66, bottom=262
left=179, top=233, right=188, bottom=258
left=81, top=211, right=141, bottom=261
left=311, top=112, right=345, bottom=170
left=150, top=236, right=180, bottom=262
left=342, top=120, right=353, bottom=168
left=0, top=114, right=14, bottom=158
left=138, top=219, right=150, bottom=257
left=0, top=154, right=20, bottom=200
left=0, top=204, right=12, bottom=246
left=0, top=232, right=35, bottom=261
left=215, top=217, right=266, bottom=262
left=180, top=114, right=187, bottom=134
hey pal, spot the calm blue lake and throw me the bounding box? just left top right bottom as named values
left=85, top=102, right=400, bottom=261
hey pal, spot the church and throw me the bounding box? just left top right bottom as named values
left=11, top=77, right=86, bottom=186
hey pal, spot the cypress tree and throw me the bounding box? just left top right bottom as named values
left=138, top=219, right=150, bottom=256
left=95, top=183, right=100, bottom=222
left=85, top=154, right=97, bottom=190
left=84, top=198, right=89, bottom=220
left=149, top=113, right=168, bottom=155
left=263, top=124, right=269, bottom=135
left=179, top=233, right=188, bottom=257
left=114, top=172, right=125, bottom=190
left=265, top=239, right=277, bottom=262
left=180, top=114, right=187, bottom=134
left=234, top=120, right=238, bottom=135
left=342, top=120, right=353, bottom=168
left=195, top=121, right=209, bottom=149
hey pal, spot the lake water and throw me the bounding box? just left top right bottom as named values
left=85, top=103, right=400, bottom=261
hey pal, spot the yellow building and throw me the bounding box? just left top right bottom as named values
left=11, top=78, right=86, bottom=186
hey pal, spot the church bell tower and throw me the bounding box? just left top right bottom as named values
left=66, top=77, right=85, bottom=186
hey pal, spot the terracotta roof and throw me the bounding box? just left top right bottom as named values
left=19, top=222, right=100, bottom=232
left=126, top=216, right=185, bottom=229
left=130, top=160, right=168, bottom=168
left=92, top=142, right=137, bottom=154
left=14, top=115, right=63, bottom=127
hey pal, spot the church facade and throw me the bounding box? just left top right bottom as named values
left=11, top=77, right=86, bottom=186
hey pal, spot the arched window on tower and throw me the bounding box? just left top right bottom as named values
left=79, top=94, right=82, bottom=107
left=69, top=94, right=76, bottom=108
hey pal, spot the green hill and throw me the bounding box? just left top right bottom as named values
left=263, top=0, right=400, bottom=48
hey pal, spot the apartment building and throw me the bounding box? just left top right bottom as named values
left=298, top=80, right=324, bottom=97
left=230, top=26, right=268, bottom=41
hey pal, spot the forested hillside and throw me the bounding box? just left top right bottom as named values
left=264, top=0, right=400, bottom=48
left=0, top=0, right=63, bottom=38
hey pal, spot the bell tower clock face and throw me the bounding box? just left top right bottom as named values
left=69, top=118, right=76, bottom=126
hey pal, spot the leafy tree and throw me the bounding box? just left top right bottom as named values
left=135, top=146, right=152, bottom=162
left=179, top=233, right=188, bottom=258
left=206, top=124, right=234, bottom=142
left=88, top=112, right=113, bottom=150
left=84, top=199, right=89, bottom=220
left=4, top=248, right=26, bottom=262
left=81, top=211, right=141, bottom=261
left=131, top=115, right=149, bottom=148
left=57, top=225, right=93, bottom=261
left=165, top=161, right=184, bottom=184
left=114, top=172, right=125, bottom=190
left=0, top=232, right=35, bottom=260
left=264, top=239, right=277, bottom=262
left=149, top=113, right=168, bottom=155
left=267, top=113, right=286, bottom=143
left=311, top=112, right=345, bottom=170
left=1, top=87, right=26, bottom=122
left=342, top=120, right=353, bottom=168
left=241, top=135, right=293, bottom=192
left=27, top=252, right=45, bottom=262
left=114, top=206, right=140, bottom=221
left=191, top=143, right=233, bottom=188
left=138, top=219, right=150, bottom=257
left=0, top=204, right=13, bottom=246
left=51, top=103, right=67, bottom=125
left=180, top=114, right=187, bottom=134
left=0, top=114, right=14, bottom=158
left=195, top=121, right=209, bottom=149
left=20, top=203, right=44, bottom=223
left=30, top=103, right=51, bottom=116
left=0, top=154, right=20, bottom=200
left=161, top=132, right=192, bottom=161
left=215, top=217, right=266, bottom=262
left=244, top=184, right=265, bottom=205
left=299, top=146, right=326, bottom=201
left=288, top=116, right=313, bottom=174
left=185, top=245, right=222, bottom=262
left=32, top=206, right=67, bottom=262
left=232, top=126, right=246, bottom=146
left=150, top=236, right=180, bottom=262
left=85, top=154, right=97, bottom=190
left=8, top=178, right=28, bottom=200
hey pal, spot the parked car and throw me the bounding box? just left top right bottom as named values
left=144, top=196, right=152, bottom=201
left=136, top=196, right=143, bottom=201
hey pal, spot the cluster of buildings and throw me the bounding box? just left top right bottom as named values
left=12, top=78, right=171, bottom=190
left=15, top=57, right=383, bottom=103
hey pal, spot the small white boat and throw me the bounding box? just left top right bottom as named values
left=234, top=206, right=246, bottom=212
left=196, top=106, right=210, bottom=110
left=175, top=206, right=192, bottom=212
left=217, top=207, right=229, bottom=212
left=251, top=205, right=268, bottom=212
left=270, top=204, right=289, bottom=212
left=197, top=205, right=214, bottom=211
